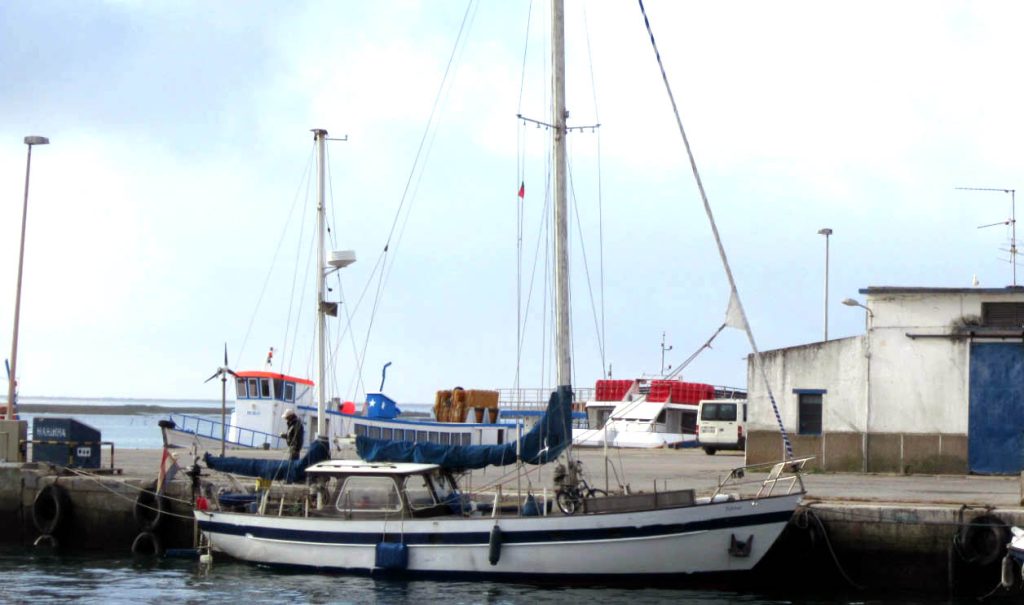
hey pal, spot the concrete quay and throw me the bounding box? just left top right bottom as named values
left=3, top=446, right=1023, bottom=597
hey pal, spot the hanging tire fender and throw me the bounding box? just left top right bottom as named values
left=134, top=483, right=168, bottom=532
left=31, top=484, right=71, bottom=536
left=957, top=514, right=1010, bottom=567
left=131, top=531, right=163, bottom=557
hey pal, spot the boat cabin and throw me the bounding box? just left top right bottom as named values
left=234, top=371, right=314, bottom=405
left=306, top=460, right=461, bottom=519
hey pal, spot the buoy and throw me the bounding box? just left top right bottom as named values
left=130, top=531, right=163, bottom=557
left=134, top=484, right=168, bottom=532
left=488, top=525, right=502, bottom=565
left=1001, top=555, right=1015, bottom=588
left=31, top=484, right=71, bottom=536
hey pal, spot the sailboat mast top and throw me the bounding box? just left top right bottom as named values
left=551, top=0, right=571, bottom=390
left=314, top=128, right=328, bottom=438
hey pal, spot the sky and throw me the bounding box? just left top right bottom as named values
left=2, top=1, right=1023, bottom=405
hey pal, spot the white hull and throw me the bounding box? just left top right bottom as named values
left=573, top=428, right=696, bottom=449
left=164, top=428, right=282, bottom=451
left=198, top=493, right=799, bottom=576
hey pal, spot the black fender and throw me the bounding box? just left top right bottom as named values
left=31, top=484, right=71, bottom=536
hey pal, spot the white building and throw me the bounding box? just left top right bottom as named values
left=746, top=286, right=1024, bottom=475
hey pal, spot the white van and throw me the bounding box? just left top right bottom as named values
left=696, top=399, right=746, bottom=455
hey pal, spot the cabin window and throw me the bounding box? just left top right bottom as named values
left=656, top=410, right=667, bottom=424
left=247, top=378, right=259, bottom=399
left=369, top=426, right=381, bottom=440
left=235, top=379, right=247, bottom=399
left=283, top=382, right=295, bottom=402
left=416, top=431, right=428, bottom=443
left=260, top=379, right=271, bottom=398
left=336, top=476, right=402, bottom=513
left=797, top=392, right=823, bottom=435
left=403, top=475, right=437, bottom=510
left=381, top=428, right=393, bottom=441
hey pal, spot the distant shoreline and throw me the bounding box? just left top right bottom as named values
left=17, top=404, right=225, bottom=415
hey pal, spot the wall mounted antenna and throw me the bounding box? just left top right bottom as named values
left=956, top=187, right=1017, bottom=286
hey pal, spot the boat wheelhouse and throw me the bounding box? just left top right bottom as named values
left=166, top=370, right=316, bottom=450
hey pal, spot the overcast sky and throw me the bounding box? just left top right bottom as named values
left=2, top=1, right=1022, bottom=404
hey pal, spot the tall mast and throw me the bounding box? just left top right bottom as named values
left=314, top=128, right=328, bottom=438
left=551, top=0, right=571, bottom=390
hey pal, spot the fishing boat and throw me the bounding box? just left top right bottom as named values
left=195, top=0, right=807, bottom=579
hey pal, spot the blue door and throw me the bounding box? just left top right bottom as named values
left=969, top=342, right=1024, bottom=474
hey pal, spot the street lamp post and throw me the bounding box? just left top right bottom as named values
left=842, top=296, right=874, bottom=471
left=818, top=228, right=833, bottom=341
left=6, top=136, right=49, bottom=420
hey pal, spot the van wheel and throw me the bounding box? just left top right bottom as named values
left=703, top=447, right=717, bottom=455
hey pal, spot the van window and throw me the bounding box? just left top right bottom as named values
left=701, top=403, right=736, bottom=421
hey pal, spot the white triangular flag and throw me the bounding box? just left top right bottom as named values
left=725, top=290, right=748, bottom=330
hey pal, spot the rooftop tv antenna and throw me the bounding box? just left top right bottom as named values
left=956, top=187, right=1017, bottom=286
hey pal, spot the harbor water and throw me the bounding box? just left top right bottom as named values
left=0, top=545, right=1005, bottom=605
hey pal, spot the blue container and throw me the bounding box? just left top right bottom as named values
left=32, top=418, right=102, bottom=468
left=365, top=393, right=401, bottom=419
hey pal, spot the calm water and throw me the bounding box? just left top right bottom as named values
left=0, top=545, right=1004, bottom=605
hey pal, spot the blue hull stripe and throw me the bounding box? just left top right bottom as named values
left=200, top=508, right=793, bottom=546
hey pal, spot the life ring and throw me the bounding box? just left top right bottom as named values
left=957, top=514, right=1010, bottom=567
left=31, top=484, right=71, bottom=536
left=130, top=531, right=163, bottom=557
left=134, top=483, right=168, bottom=532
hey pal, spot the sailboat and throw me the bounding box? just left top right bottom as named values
left=195, top=1, right=807, bottom=578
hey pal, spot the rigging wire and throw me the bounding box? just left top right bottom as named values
left=515, top=0, right=534, bottom=402
left=637, top=0, right=793, bottom=459
left=357, top=0, right=479, bottom=394
left=238, top=146, right=314, bottom=369
left=566, top=160, right=606, bottom=373
left=582, top=0, right=608, bottom=378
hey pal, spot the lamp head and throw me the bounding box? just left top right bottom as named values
left=818, top=228, right=833, bottom=236
left=24, top=136, right=49, bottom=146
left=841, top=298, right=859, bottom=307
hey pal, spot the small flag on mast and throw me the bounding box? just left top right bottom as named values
left=517, top=182, right=525, bottom=199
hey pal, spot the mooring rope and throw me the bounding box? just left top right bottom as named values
left=636, top=0, right=793, bottom=459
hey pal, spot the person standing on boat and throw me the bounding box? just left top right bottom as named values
left=281, top=409, right=304, bottom=460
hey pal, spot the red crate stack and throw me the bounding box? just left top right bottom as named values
left=595, top=379, right=634, bottom=401
left=647, top=380, right=673, bottom=402
left=668, top=382, right=715, bottom=404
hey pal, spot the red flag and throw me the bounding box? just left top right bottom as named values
left=517, top=182, right=525, bottom=199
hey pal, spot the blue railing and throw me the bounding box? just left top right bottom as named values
left=169, top=413, right=285, bottom=449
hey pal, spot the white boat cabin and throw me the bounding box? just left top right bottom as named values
left=228, top=371, right=315, bottom=444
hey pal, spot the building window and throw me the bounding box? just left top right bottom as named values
left=797, top=392, right=823, bottom=435
left=981, top=302, right=1024, bottom=328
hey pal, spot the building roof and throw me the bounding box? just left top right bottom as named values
left=860, top=286, right=1024, bottom=296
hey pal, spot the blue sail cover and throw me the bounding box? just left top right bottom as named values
left=203, top=437, right=330, bottom=483
left=357, top=386, right=573, bottom=470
